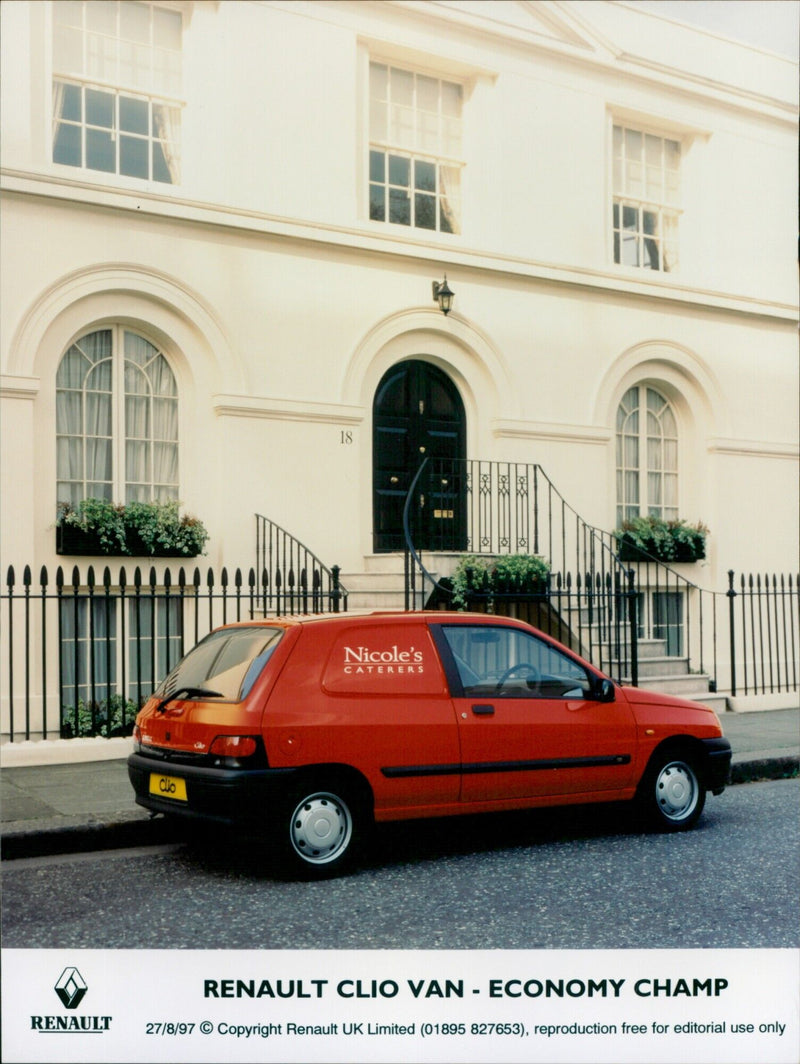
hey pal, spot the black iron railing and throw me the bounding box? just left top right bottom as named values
left=411, top=458, right=624, bottom=571
left=617, top=551, right=713, bottom=686
left=728, top=571, right=799, bottom=698
left=255, top=514, right=346, bottom=616
left=1, top=562, right=797, bottom=743
left=403, top=458, right=628, bottom=595
left=425, top=568, right=640, bottom=687
left=402, top=459, right=799, bottom=695
left=3, top=560, right=346, bottom=743
left=403, top=459, right=637, bottom=681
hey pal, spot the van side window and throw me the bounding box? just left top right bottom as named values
left=440, top=625, right=592, bottom=699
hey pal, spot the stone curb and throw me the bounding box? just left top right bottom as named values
left=2, top=756, right=796, bottom=861
left=729, top=755, right=799, bottom=785
left=1, top=812, right=182, bottom=861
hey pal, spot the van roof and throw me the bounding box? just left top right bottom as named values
left=221, top=611, right=530, bottom=629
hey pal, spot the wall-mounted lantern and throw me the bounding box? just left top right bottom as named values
left=432, top=274, right=454, bottom=315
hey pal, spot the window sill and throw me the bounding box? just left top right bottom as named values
left=611, top=262, right=680, bottom=280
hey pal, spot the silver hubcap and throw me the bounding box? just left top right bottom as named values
left=289, top=792, right=352, bottom=866
left=655, top=761, right=698, bottom=821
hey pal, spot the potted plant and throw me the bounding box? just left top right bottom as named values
left=449, top=553, right=551, bottom=609
left=614, top=516, right=708, bottom=563
left=56, top=498, right=209, bottom=557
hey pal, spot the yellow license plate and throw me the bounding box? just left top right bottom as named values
left=149, top=773, right=188, bottom=802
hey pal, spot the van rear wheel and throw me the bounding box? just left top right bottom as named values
left=279, top=782, right=361, bottom=877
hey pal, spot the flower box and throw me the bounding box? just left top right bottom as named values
left=56, top=499, right=208, bottom=557
left=616, top=539, right=705, bottom=563
left=449, top=554, right=551, bottom=609
left=56, top=524, right=200, bottom=557
left=56, top=523, right=108, bottom=556
left=614, top=518, right=707, bottom=565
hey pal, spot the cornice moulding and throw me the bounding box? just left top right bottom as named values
left=708, top=438, right=799, bottom=461
left=493, top=419, right=612, bottom=446
left=367, top=0, right=797, bottom=123
left=2, top=171, right=797, bottom=325
left=212, top=394, right=365, bottom=425
left=0, top=375, right=40, bottom=399
left=614, top=52, right=797, bottom=122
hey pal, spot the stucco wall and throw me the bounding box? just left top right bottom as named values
left=1, top=0, right=797, bottom=585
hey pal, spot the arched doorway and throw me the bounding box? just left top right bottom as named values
left=373, top=359, right=466, bottom=552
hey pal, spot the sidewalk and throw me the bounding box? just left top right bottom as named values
left=2, top=709, right=798, bottom=860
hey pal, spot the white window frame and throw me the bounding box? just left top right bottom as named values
left=368, top=59, right=464, bottom=235
left=637, top=590, right=685, bottom=657
left=612, top=122, right=681, bottom=273
left=616, top=385, right=679, bottom=527
left=51, top=0, right=182, bottom=184
left=56, top=325, right=180, bottom=507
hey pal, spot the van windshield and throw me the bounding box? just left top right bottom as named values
left=158, top=626, right=284, bottom=702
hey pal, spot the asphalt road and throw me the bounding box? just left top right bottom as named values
left=2, top=779, right=797, bottom=951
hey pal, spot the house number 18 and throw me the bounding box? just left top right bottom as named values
left=340, top=430, right=354, bottom=444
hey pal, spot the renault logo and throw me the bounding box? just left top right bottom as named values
left=54, top=967, right=88, bottom=1009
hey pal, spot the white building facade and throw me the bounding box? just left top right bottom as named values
left=1, top=0, right=798, bottom=741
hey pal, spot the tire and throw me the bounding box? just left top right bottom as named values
left=638, top=750, right=705, bottom=832
left=279, top=780, right=365, bottom=877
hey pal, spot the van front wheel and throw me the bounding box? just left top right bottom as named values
left=638, top=750, right=705, bottom=831
left=281, top=783, right=359, bottom=876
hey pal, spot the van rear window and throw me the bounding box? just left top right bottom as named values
left=158, top=627, right=283, bottom=702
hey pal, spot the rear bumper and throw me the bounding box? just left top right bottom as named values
left=701, top=736, right=732, bottom=794
left=127, top=752, right=299, bottom=825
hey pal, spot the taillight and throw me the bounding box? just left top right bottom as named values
left=132, top=724, right=142, bottom=752
left=209, top=735, right=258, bottom=759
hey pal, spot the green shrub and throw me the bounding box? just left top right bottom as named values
left=58, top=498, right=126, bottom=553
left=124, top=500, right=209, bottom=556
left=60, top=694, right=140, bottom=738
left=450, top=553, right=551, bottom=609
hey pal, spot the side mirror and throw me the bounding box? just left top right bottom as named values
left=595, top=678, right=616, bottom=702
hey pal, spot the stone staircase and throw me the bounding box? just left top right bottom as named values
left=339, top=553, right=410, bottom=612
left=556, top=593, right=726, bottom=709
left=340, top=551, right=463, bottom=612
left=624, top=637, right=726, bottom=710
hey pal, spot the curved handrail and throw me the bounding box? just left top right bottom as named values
left=401, top=456, right=452, bottom=601
left=255, top=513, right=347, bottom=612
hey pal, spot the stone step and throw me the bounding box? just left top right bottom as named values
left=342, top=553, right=463, bottom=611
left=626, top=673, right=711, bottom=696
left=346, top=589, right=408, bottom=610
left=340, top=560, right=417, bottom=612
left=577, top=630, right=669, bottom=658
left=636, top=656, right=690, bottom=678
left=361, top=553, right=408, bottom=575
left=693, top=692, right=729, bottom=713
left=340, top=571, right=406, bottom=593
left=638, top=638, right=668, bottom=656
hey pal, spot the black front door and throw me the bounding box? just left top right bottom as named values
left=373, top=360, right=466, bottom=552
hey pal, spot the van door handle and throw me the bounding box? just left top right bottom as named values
left=472, top=704, right=495, bottom=715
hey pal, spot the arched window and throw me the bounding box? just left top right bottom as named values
left=56, top=327, right=178, bottom=506
left=616, top=385, right=678, bottom=526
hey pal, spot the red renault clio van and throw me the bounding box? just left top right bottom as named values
left=128, top=612, right=731, bottom=876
